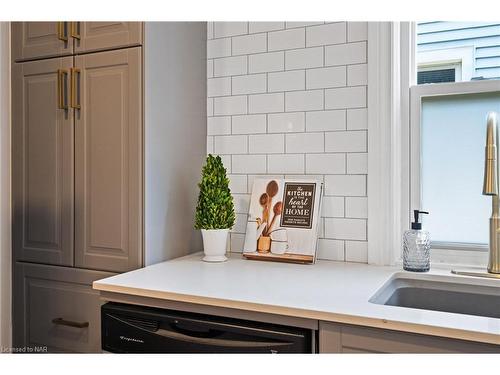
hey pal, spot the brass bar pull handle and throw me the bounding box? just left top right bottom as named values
left=57, top=69, right=68, bottom=110
left=57, top=22, right=68, bottom=42
left=70, top=22, right=80, bottom=40
left=52, top=318, right=89, bottom=329
left=70, top=67, right=81, bottom=110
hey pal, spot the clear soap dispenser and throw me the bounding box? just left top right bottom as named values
left=403, top=210, right=430, bottom=272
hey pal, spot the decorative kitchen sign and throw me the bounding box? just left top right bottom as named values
left=242, top=178, right=323, bottom=264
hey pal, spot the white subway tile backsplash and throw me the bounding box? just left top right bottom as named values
left=249, top=93, right=284, bottom=113
left=268, top=70, right=305, bottom=92
left=207, top=116, right=231, bottom=135
left=215, top=135, right=248, bottom=154
left=207, top=59, right=214, bottom=78
left=205, top=20, right=370, bottom=262
left=207, top=98, right=214, bottom=117
left=306, top=110, right=346, bottom=132
left=207, top=77, right=231, bottom=97
left=268, top=154, right=305, bottom=174
left=345, top=197, right=368, bottom=218
left=325, top=174, right=366, bottom=196
left=285, top=90, right=323, bottom=112
left=232, top=213, right=248, bottom=233
left=345, top=240, right=368, bottom=262
left=347, top=153, right=368, bottom=174
left=321, top=196, right=345, bottom=217
left=347, top=108, right=368, bottom=130
left=232, top=33, right=267, bottom=55
left=214, top=22, right=248, bottom=38
left=249, top=134, right=284, bottom=154
left=214, top=95, right=247, bottom=115
left=232, top=193, right=251, bottom=214
left=249, top=22, right=285, bottom=33
left=228, top=174, right=248, bottom=194
left=285, top=22, right=324, bottom=29
left=214, top=56, right=248, bottom=77
left=232, top=74, right=267, bottom=95
left=286, top=132, right=324, bottom=153
left=207, top=38, right=231, bottom=59
left=232, top=114, right=267, bottom=134
left=232, top=155, right=267, bottom=174
left=317, top=239, right=345, bottom=261
left=249, top=51, right=284, bottom=73
left=347, top=22, right=368, bottom=42
left=325, top=131, right=367, bottom=152
left=306, top=153, right=345, bottom=174
left=306, top=22, right=346, bottom=47
left=306, top=66, right=346, bottom=89
left=285, top=47, right=323, bottom=70
left=325, top=86, right=366, bottom=110
left=325, top=41, right=367, bottom=66
left=268, top=28, right=305, bottom=51
left=268, top=112, right=305, bottom=133
left=347, top=64, right=368, bottom=86
left=207, top=136, right=214, bottom=154
left=325, top=218, right=366, bottom=240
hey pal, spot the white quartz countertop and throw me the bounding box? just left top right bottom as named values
left=93, top=253, right=500, bottom=345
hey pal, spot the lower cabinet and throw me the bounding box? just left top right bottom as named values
left=319, top=322, right=500, bottom=353
left=13, top=262, right=115, bottom=353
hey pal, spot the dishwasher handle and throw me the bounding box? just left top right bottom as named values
left=154, top=327, right=292, bottom=348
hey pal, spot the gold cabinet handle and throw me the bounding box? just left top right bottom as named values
left=52, top=318, right=89, bottom=329
left=57, top=69, right=68, bottom=110
left=70, top=67, right=81, bottom=110
left=57, top=22, right=68, bottom=42
left=70, top=22, right=80, bottom=40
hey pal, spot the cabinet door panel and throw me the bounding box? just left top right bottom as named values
left=74, top=22, right=142, bottom=54
left=75, top=48, right=142, bottom=272
left=12, top=57, right=74, bottom=266
left=12, top=22, right=72, bottom=61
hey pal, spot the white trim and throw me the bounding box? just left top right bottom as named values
left=367, top=22, right=407, bottom=266
left=417, top=46, right=474, bottom=82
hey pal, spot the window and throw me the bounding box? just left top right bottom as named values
left=410, top=22, right=500, bottom=251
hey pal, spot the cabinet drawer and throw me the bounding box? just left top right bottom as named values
left=13, top=262, right=115, bottom=353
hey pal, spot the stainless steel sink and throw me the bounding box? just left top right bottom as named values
left=370, top=275, right=500, bottom=319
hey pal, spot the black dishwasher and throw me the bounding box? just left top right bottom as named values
left=102, top=302, right=312, bottom=353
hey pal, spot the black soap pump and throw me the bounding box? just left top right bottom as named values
left=403, top=210, right=431, bottom=272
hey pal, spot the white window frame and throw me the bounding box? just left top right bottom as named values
left=367, top=22, right=494, bottom=268
left=417, top=46, right=475, bottom=82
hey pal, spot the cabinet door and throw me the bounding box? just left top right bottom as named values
left=12, top=57, right=74, bottom=266
left=12, top=22, right=72, bottom=61
left=74, top=48, right=142, bottom=272
left=13, top=262, right=115, bottom=353
left=73, top=22, right=142, bottom=54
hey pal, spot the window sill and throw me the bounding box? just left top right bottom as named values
left=394, top=247, right=489, bottom=270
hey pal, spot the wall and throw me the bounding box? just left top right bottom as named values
left=144, top=22, right=206, bottom=265
left=206, top=22, right=369, bottom=262
left=0, top=21, right=11, bottom=349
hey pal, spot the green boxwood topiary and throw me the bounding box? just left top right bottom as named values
left=194, top=154, right=235, bottom=230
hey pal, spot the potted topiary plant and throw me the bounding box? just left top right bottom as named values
left=195, top=154, right=235, bottom=262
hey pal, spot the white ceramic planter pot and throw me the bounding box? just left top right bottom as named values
left=201, top=229, right=229, bottom=262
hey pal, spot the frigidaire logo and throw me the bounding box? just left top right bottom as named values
left=119, top=336, right=144, bottom=344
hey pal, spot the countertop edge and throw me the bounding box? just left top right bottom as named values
left=93, top=281, right=500, bottom=346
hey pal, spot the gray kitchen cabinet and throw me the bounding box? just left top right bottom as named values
left=319, top=321, right=500, bottom=353
left=11, top=22, right=207, bottom=352
left=13, top=262, right=115, bottom=353
left=74, top=48, right=142, bottom=272
left=73, top=22, right=142, bottom=54
left=12, top=56, right=75, bottom=267
left=12, top=22, right=72, bottom=61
